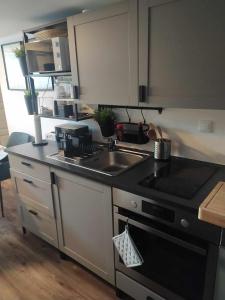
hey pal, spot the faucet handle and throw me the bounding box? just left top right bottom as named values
left=107, top=137, right=117, bottom=151
left=107, top=137, right=113, bottom=143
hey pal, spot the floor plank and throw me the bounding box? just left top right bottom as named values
left=0, top=180, right=116, bottom=300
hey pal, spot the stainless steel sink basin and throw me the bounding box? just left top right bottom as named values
left=81, top=149, right=147, bottom=175
left=47, top=147, right=149, bottom=176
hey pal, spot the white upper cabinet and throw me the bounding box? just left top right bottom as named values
left=68, top=0, right=138, bottom=105
left=68, top=0, right=225, bottom=109
left=139, top=0, right=225, bottom=108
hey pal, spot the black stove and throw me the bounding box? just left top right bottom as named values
left=140, top=158, right=218, bottom=199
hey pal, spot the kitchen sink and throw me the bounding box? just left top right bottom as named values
left=81, top=149, right=147, bottom=175
left=47, top=147, right=149, bottom=176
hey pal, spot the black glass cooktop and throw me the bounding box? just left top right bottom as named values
left=140, top=159, right=217, bottom=200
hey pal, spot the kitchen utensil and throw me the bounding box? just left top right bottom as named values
left=154, top=138, right=171, bottom=161
left=147, top=122, right=157, bottom=140
left=156, top=126, right=163, bottom=139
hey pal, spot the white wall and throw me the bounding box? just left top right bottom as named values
left=0, top=47, right=225, bottom=165
left=0, top=87, right=8, bottom=145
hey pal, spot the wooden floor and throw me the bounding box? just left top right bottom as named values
left=0, top=180, right=117, bottom=300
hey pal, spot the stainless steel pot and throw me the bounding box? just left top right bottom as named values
left=154, top=138, right=171, bottom=160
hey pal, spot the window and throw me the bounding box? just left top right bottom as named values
left=1, top=41, right=53, bottom=91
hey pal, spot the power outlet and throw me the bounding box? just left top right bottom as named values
left=198, top=120, right=214, bottom=133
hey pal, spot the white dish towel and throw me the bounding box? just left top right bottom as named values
left=112, top=225, right=144, bottom=268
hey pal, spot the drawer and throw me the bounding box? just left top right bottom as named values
left=116, top=271, right=165, bottom=300
left=12, top=170, right=54, bottom=217
left=9, top=154, right=51, bottom=183
left=20, top=202, right=58, bottom=248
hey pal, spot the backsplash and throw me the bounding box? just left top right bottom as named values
left=113, top=108, right=225, bottom=165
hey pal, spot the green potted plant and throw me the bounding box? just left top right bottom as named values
left=24, top=90, right=38, bottom=115
left=14, top=46, right=28, bottom=76
left=93, top=108, right=116, bottom=137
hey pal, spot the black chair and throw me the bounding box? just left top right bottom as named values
left=0, top=132, right=34, bottom=217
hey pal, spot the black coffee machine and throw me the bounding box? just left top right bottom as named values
left=55, top=123, right=92, bottom=158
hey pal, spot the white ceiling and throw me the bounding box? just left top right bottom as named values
left=0, top=0, right=121, bottom=39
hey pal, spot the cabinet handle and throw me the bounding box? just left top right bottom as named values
left=28, top=209, right=38, bottom=216
left=23, top=179, right=33, bottom=184
left=21, top=161, right=31, bottom=167
left=139, top=85, right=146, bottom=102
left=50, top=172, right=56, bottom=185
left=73, top=85, right=80, bottom=99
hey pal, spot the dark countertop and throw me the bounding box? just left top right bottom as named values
left=6, top=141, right=225, bottom=213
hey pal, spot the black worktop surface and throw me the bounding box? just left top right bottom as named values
left=6, top=141, right=225, bottom=213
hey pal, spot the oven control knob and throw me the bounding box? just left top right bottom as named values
left=180, top=218, right=189, bottom=228
left=131, top=200, right=138, bottom=209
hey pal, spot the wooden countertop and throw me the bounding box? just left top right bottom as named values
left=199, top=181, right=225, bottom=228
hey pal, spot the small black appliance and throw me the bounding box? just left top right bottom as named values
left=55, top=123, right=92, bottom=157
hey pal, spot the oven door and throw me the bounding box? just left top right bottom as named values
left=114, top=211, right=218, bottom=300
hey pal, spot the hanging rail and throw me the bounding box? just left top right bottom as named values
left=98, top=104, right=163, bottom=114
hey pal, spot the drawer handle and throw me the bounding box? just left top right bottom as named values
left=28, top=209, right=38, bottom=216
left=21, top=161, right=31, bottom=167
left=23, top=179, right=33, bottom=184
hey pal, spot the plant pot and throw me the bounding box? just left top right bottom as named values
left=18, top=56, right=28, bottom=76
left=99, top=119, right=115, bottom=137
left=24, top=95, right=33, bottom=115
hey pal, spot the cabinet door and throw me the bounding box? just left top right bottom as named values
left=52, top=169, right=115, bottom=285
left=139, top=0, right=225, bottom=109
left=67, top=0, right=138, bottom=106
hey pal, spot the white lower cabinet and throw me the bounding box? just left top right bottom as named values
left=51, top=168, right=115, bottom=285
left=10, top=154, right=115, bottom=285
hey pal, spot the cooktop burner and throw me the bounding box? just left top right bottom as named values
left=140, top=159, right=218, bottom=199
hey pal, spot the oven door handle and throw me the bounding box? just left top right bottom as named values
left=115, top=213, right=207, bottom=256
